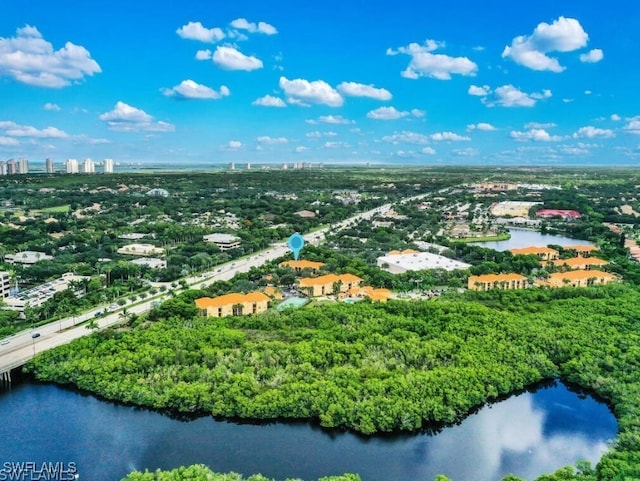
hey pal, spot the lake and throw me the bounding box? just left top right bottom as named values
left=0, top=376, right=616, bottom=481
left=472, top=228, right=595, bottom=252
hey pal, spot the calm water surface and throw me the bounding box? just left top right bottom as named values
left=472, top=228, right=595, bottom=252
left=0, top=378, right=615, bottom=481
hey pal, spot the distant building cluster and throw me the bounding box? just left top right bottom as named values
left=3, top=272, right=90, bottom=312
left=0, top=158, right=115, bottom=175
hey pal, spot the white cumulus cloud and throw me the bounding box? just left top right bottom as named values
left=230, top=18, right=277, bottom=35
left=366, top=106, right=408, bottom=120
left=252, top=95, right=286, bottom=107
left=195, top=49, right=212, bottom=60
left=316, top=115, right=354, bottom=124
left=176, top=21, right=225, bottom=43
left=573, top=126, right=614, bottom=139
left=580, top=48, right=603, bottom=63
left=279, top=77, right=343, bottom=107
left=479, top=85, right=551, bottom=108
left=510, top=128, right=563, bottom=142
left=0, top=25, right=101, bottom=88
left=468, top=85, right=491, bottom=96
left=257, top=136, right=288, bottom=144
left=0, top=121, right=68, bottom=138
left=213, top=46, right=263, bottom=71
left=295, top=146, right=309, bottom=153
left=502, top=16, right=589, bottom=72
left=623, top=117, right=640, bottom=134
left=161, top=80, right=230, bottom=99
left=227, top=140, right=242, bottom=150
left=43, top=103, right=61, bottom=111
left=99, top=102, right=175, bottom=132
left=421, top=147, right=436, bottom=154
left=611, top=114, right=621, bottom=121
left=387, top=40, right=478, bottom=80
left=467, top=122, right=496, bottom=131
left=337, top=81, right=392, bottom=100
left=0, top=136, right=19, bottom=146
left=430, top=132, right=471, bottom=141
left=382, top=131, right=430, bottom=144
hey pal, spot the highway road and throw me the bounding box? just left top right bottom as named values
left=0, top=201, right=396, bottom=375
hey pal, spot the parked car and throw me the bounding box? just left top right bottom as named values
left=31, top=332, right=41, bottom=339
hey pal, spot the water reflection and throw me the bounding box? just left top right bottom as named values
left=0, top=380, right=615, bottom=481
left=471, top=228, right=595, bottom=252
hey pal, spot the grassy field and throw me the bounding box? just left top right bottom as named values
left=40, top=205, right=71, bottom=213
left=451, top=232, right=511, bottom=243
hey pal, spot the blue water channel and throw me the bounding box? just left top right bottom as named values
left=0, top=376, right=616, bottom=481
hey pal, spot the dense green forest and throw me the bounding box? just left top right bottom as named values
left=122, top=465, right=360, bottom=481
left=27, top=283, right=640, bottom=480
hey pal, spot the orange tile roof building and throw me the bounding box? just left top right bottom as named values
left=553, top=257, right=609, bottom=270
left=468, top=273, right=528, bottom=291
left=339, top=285, right=392, bottom=303
left=279, top=260, right=326, bottom=273
left=387, top=249, right=419, bottom=256
left=563, top=245, right=598, bottom=257
left=543, top=269, right=617, bottom=288
left=509, top=246, right=559, bottom=261
left=195, top=292, right=271, bottom=318
left=263, top=286, right=284, bottom=300
left=298, top=273, right=363, bottom=297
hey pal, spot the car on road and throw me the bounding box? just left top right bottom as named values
left=94, top=311, right=103, bottom=318
left=31, top=333, right=41, bottom=339
left=0, top=339, right=9, bottom=345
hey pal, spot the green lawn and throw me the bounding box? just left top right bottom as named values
left=41, top=205, right=71, bottom=213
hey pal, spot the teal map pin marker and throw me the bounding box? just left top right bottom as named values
left=288, top=233, right=305, bottom=260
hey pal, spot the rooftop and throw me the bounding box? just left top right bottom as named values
left=195, top=291, right=270, bottom=308
left=378, top=251, right=471, bottom=272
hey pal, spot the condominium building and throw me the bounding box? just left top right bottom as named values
left=195, top=292, right=271, bottom=318
left=509, top=246, right=560, bottom=261
left=45, top=157, right=55, bottom=174
left=0, top=160, right=6, bottom=176
left=82, top=158, right=95, bottom=174
left=279, top=260, right=326, bottom=273
left=298, top=273, right=363, bottom=297
left=66, top=159, right=79, bottom=174
left=17, top=158, right=29, bottom=174
left=543, top=270, right=617, bottom=288
left=0, top=271, right=11, bottom=299
left=103, top=158, right=114, bottom=173
left=468, top=273, right=528, bottom=291
left=6, top=159, right=16, bottom=175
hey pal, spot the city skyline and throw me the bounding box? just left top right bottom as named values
left=1, top=1, right=640, bottom=165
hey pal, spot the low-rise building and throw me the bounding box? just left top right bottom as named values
left=203, top=233, right=241, bottom=251
left=263, top=286, right=283, bottom=300
left=280, top=260, right=325, bottom=273
left=378, top=251, right=471, bottom=274
left=130, top=257, right=166, bottom=269
left=0, top=271, right=11, bottom=299
left=298, top=273, right=363, bottom=297
left=468, top=273, right=528, bottom=291
left=563, top=245, right=598, bottom=257
left=341, top=286, right=392, bottom=303
left=535, top=209, right=581, bottom=220
left=195, top=292, right=271, bottom=317
left=118, top=233, right=147, bottom=240
left=5, top=251, right=53, bottom=265
left=509, top=246, right=559, bottom=261
left=543, top=269, right=617, bottom=288
left=3, top=273, right=89, bottom=312
left=117, top=244, right=164, bottom=256
left=552, top=257, right=608, bottom=270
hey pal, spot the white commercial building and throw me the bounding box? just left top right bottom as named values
left=103, top=158, right=114, bottom=173
left=203, top=233, right=241, bottom=251
left=3, top=273, right=89, bottom=312
left=130, top=257, right=167, bottom=269
left=66, top=159, right=79, bottom=174
left=377, top=251, right=471, bottom=274
left=46, top=158, right=54, bottom=174
left=0, top=271, right=11, bottom=299
left=117, top=243, right=164, bottom=256
left=5, top=251, right=53, bottom=265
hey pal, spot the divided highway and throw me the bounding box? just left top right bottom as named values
left=0, top=202, right=393, bottom=374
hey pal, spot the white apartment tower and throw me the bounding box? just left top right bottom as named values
left=45, top=158, right=54, bottom=174
left=66, top=158, right=79, bottom=174
left=17, top=158, right=29, bottom=174
left=82, top=158, right=96, bottom=174
left=0, top=160, right=6, bottom=176
left=103, top=158, right=114, bottom=173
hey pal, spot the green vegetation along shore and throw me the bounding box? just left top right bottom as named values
left=122, top=466, right=360, bottom=481
left=26, top=283, right=640, bottom=480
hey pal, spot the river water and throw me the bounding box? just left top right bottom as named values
left=471, top=228, right=595, bottom=252
left=0, top=377, right=616, bottom=481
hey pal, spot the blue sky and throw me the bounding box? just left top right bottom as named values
left=1, top=0, right=640, bottom=166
